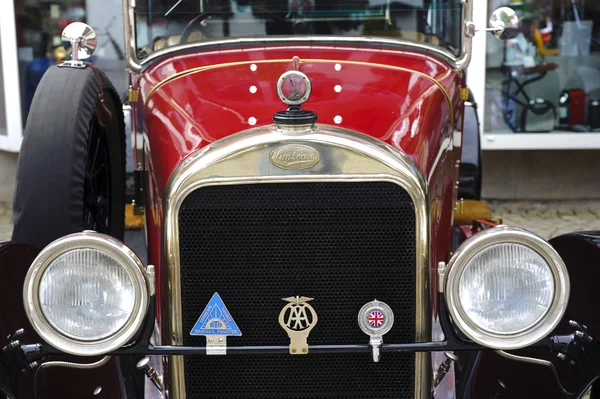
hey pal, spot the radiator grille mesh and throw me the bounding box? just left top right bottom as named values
left=178, top=182, right=417, bottom=398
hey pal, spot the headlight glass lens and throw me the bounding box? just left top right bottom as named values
left=38, top=248, right=135, bottom=340
left=458, top=243, right=554, bottom=335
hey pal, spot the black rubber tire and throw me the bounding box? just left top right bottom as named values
left=458, top=89, right=483, bottom=201
left=12, top=65, right=125, bottom=250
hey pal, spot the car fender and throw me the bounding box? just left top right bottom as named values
left=469, top=231, right=600, bottom=398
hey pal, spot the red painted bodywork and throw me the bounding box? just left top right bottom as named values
left=132, top=44, right=464, bottom=330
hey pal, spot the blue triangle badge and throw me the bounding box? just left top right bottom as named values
left=190, top=293, right=242, bottom=336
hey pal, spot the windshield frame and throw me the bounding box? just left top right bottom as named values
left=122, top=0, right=473, bottom=74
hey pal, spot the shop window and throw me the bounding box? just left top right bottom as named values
left=485, top=0, right=600, bottom=134
left=14, top=0, right=127, bottom=126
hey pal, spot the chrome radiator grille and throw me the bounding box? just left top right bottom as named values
left=177, top=181, right=417, bottom=398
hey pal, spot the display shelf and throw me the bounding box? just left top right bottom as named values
left=482, top=132, right=600, bottom=150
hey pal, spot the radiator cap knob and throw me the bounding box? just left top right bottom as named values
left=273, top=106, right=318, bottom=126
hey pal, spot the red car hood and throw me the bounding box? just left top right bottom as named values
left=136, top=44, right=463, bottom=320
left=137, top=45, right=462, bottom=193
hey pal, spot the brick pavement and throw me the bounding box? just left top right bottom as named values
left=1, top=200, right=599, bottom=244
left=487, top=200, right=600, bottom=240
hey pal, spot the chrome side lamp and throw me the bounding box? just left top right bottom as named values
left=59, top=22, right=97, bottom=68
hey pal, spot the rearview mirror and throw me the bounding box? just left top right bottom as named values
left=489, top=7, right=520, bottom=40
left=61, top=22, right=97, bottom=61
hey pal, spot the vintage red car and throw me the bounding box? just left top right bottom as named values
left=0, top=1, right=598, bottom=398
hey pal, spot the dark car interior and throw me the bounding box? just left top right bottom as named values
left=135, top=0, right=462, bottom=57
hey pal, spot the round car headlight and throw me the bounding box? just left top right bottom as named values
left=24, top=232, right=149, bottom=356
left=445, top=226, right=569, bottom=349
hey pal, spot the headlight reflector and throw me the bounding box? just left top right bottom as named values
left=445, top=226, right=569, bottom=349
left=39, top=249, right=136, bottom=341
left=24, top=232, right=149, bottom=356
left=457, top=243, right=554, bottom=335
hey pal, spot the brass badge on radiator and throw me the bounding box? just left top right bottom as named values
left=269, top=144, right=320, bottom=170
left=279, top=296, right=318, bottom=355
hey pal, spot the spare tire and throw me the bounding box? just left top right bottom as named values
left=12, top=65, right=125, bottom=250
left=458, top=89, right=482, bottom=201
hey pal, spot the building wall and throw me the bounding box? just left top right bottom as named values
left=3, top=149, right=600, bottom=205
left=0, top=151, right=17, bottom=204
left=482, top=150, right=600, bottom=200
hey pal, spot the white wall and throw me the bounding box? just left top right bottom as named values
left=482, top=150, right=600, bottom=200
left=0, top=152, right=17, bottom=204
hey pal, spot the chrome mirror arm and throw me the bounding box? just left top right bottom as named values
left=464, top=21, right=505, bottom=38
left=71, top=38, right=80, bottom=62
left=463, top=6, right=519, bottom=43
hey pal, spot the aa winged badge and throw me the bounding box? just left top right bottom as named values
left=278, top=296, right=318, bottom=355
left=190, top=292, right=242, bottom=355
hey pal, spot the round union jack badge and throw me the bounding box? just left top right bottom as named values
left=358, top=300, right=394, bottom=337
left=369, top=311, right=385, bottom=328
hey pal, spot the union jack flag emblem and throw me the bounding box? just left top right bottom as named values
left=368, top=311, right=384, bottom=328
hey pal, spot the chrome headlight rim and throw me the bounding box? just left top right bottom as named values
left=23, top=232, right=150, bottom=356
left=445, top=226, right=569, bottom=350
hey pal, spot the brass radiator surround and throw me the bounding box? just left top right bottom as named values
left=163, top=124, right=431, bottom=398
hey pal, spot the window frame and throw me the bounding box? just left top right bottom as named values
left=0, top=0, right=23, bottom=153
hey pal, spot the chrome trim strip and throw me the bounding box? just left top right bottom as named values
left=444, top=226, right=570, bottom=350
left=123, top=0, right=473, bottom=74
left=163, top=125, right=431, bottom=398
